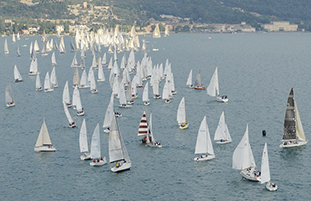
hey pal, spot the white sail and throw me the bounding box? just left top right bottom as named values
left=295, top=102, right=306, bottom=141
left=232, top=124, right=256, bottom=170
left=79, top=118, right=89, bottom=153
left=73, top=67, right=80, bottom=87
left=34, top=40, right=40, bottom=52
left=89, top=67, right=97, bottom=93
left=214, top=111, right=232, bottom=143
left=50, top=67, right=58, bottom=88
left=63, top=102, right=74, bottom=126
left=90, top=124, right=101, bottom=159
left=44, top=72, right=54, bottom=92
left=62, top=81, right=71, bottom=107
left=80, top=69, right=89, bottom=88
left=142, top=82, right=149, bottom=103
left=177, top=97, right=187, bottom=125
left=103, top=95, right=114, bottom=129
left=5, top=82, right=14, bottom=106
left=4, top=39, right=9, bottom=54
left=29, top=57, right=38, bottom=75
left=36, top=73, right=42, bottom=91
left=194, top=116, right=214, bottom=156
left=14, top=65, right=23, bottom=82
left=97, top=60, right=105, bottom=82
left=51, top=52, right=57, bottom=66
left=186, top=69, right=193, bottom=87
left=35, top=118, right=53, bottom=147
left=261, top=142, right=270, bottom=184
left=207, top=66, right=219, bottom=97
left=72, top=86, right=78, bottom=108
left=153, top=24, right=161, bottom=38
left=109, top=115, right=131, bottom=163
left=75, top=87, right=84, bottom=115
left=71, top=53, right=80, bottom=67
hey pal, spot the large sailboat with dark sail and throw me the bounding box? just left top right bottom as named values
left=280, top=87, right=307, bottom=148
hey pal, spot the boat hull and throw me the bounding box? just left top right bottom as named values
left=279, top=140, right=307, bottom=148
left=266, top=182, right=278, bottom=191
left=216, top=96, right=228, bottom=103
left=194, top=86, right=206, bottom=90
left=215, top=140, right=232, bottom=144
left=240, top=168, right=261, bottom=182
left=146, top=142, right=162, bottom=148
left=90, top=158, right=107, bottom=167
left=111, top=162, right=131, bottom=172
left=179, top=123, right=188, bottom=130
left=194, top=154, right=215, bottom=161
left=34, top=145, right=56, bottom=152
left=80, top=153, right=92, bottom=160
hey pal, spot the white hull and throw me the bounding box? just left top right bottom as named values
left=266, top=181, right=278, bottom=191
left=15, top=79, right=23, bottom=82
left=90, top=158, right=107, bottom=166
left=280, top=140, right=307, bottom=148
left=34, top=145, right=56, bottom=152
left=36, top=87, right=43, bottom=92
left=179, top=123, right=188, bottom=130
left=103, top=128, right=110, bottom=133
left=6, top=102, right=15, bottom=107
left=240, top=168, right=261, bottom=182
left=110, top=162, right=131, bottom=172
left=29, top=72, right=38, bottom=76
left=91, top=89, right=98, bottom=94
left=144, top=101, right=150, bottom=106
left=215, top=139, right=232, bottom=144
left=216, top=96, right=228, bottom=103
left=80, top=153, right=92, bottom=160
left=146, top=142, right=162, bottom=148
left=118, top=104, right=132, bottom=108
left=164, top=99, right=171, bottom=103
left=77, top=111, right=85, bottom=116
left=194, top=154, right=215, bottom=161
left=44, top=89, right=54, bottom=93
left=69, top=122, right=76, bottom=128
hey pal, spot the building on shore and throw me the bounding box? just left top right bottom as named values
left=262, top=21, right=298, bottom=32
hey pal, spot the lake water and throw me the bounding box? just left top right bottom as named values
left=0, top=32, right=311, bottom=200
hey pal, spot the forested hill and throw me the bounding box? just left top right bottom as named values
left=1, top=0, right=311, bottom=26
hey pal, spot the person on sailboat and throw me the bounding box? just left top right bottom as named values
left=142, top=136, right=147, bottom=143
left=69, top=122, right=76, bottom=127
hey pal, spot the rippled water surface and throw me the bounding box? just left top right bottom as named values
left=1, top=32, right=311, bottom=200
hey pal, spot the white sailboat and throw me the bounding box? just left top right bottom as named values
left=232, top=124, right=261, bottom=182
left=29, top=56, right=38, bottom=76
left=50, top=67, right=58, bottom=88
left=63, top=102, right=75, bottom=128
left=214, top=111, right=232, bottom=144
left=162, top=80, right=171, bottom=103
left=73, top=67, right=80, bottom=88
left=71, top=53, right=80, bottom=67
left=153, top=24, right=161, bottom=38
left=89, top=67, right=98, bottom=93
left=109, top=114, right=131, bottom=172
left=177, top=97, right=188, bottom=129
left=4, top=39, right=9, bottom=54
left=51, top=52, right=57, bottom=66
left=59, top=36, right=66, bottom=54
left=75, top=87, right=84, bottom=116
left=62, top=81, right=72, bottom=107
left=142, top=82, right=150, bottom=105
left=206, top=67, right=228, bottom=102
left=280, top=87, right=307, bottom=148
left=186, top=69, right=193, bottom=88
left=12, top=32, right=16, bottom=42
left=90, top=123, right=107, bottom=166
left=97, top=61, right=105, bottom=82
left=34, top=118, right=56, bottom=152
left=16, top=44, right=21, bottom=57
left=118, top=85, right=132, bottom=108
left=194, top=69, right=205, bottom=90
left=261, top=142, right=277, bottom=191
left=164, top=25, right=170, bottom=37
left=103, top=95, right=114, bottom=133
left=14, top=65, right=23, bottom=82
left=44, top=72, right=54, bottom=92
left=194, top=116, right=215, bottom=161
left=146, top=113, right=162, bottom=148
left=79, top=118, right=91, bottom=160
left=36, top=73, right=43, bottom=91
left=5, top=82, right=15, bottom=107
left=79, top=69, right=89, bottom=88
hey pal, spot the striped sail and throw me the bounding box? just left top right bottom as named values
left=137, top=111, right=148, bottom=136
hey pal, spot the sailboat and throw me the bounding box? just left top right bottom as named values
left=194, top=116, right=215, bottom=161
left=261, top=143, right=277, bottom=191
left=62, top=81, right=72, bottom=107
left=142, top=82, right=150, bottom=105
left=4, top=39, right=9, bottom=54
left=75, top=87, right=84, bottom=116
left=29, top=56, right=38, bottom=76
left=109, top=114, right=131, bottom=172
left=16, top=44, right=21, bottom=57
left=36, top=73, right=43, bottom=91
left=34, top=118, right=56, bottom=152
left=63, top=102, right=75, bottom=128
left=118, top=85, right=132, bottom=108
left=162, top=80, right=171, bottom=103
left=186, top=69, right=193, bottom=88
left=97, top=61, right=105, bottom=82
left=214, top=111, right=232, bottom=144
left=89, top=67, right=98, bottom=93
left=164, top=25, right=170, bottom=37
left=138, top=111, right=149, bottom=143
left=44, top=72, right=54, bottom=92
left=51, top=52, right=57, bottom=66
left=153, top=24, right=161, bottom=38
left=232, top=124, right=261, bottom=182
left=280, top=87, right=307, bottom=148
left=103, top=95, right=114, bottom=133
left=90, top=123, right=107, bottom=166
left=206, top=67, right=228, bottom=102
left=194, top=69, right=205, bottom=90
left=79, top=119, right=91, bottom=160
left=50, top=67, right=58, bottom=88
left=177, top=97, right=188, bottom=129
left=5, top=82, right=15, bottom=107
left=59, top=36, right=66, bottom=54
left=71, top=53, right=80, bottom=67
left=146, top=113, right=162, bottom=147
left=14, top=65, right=23, bottom=82
left=73, top=67, right=80, bottom=88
